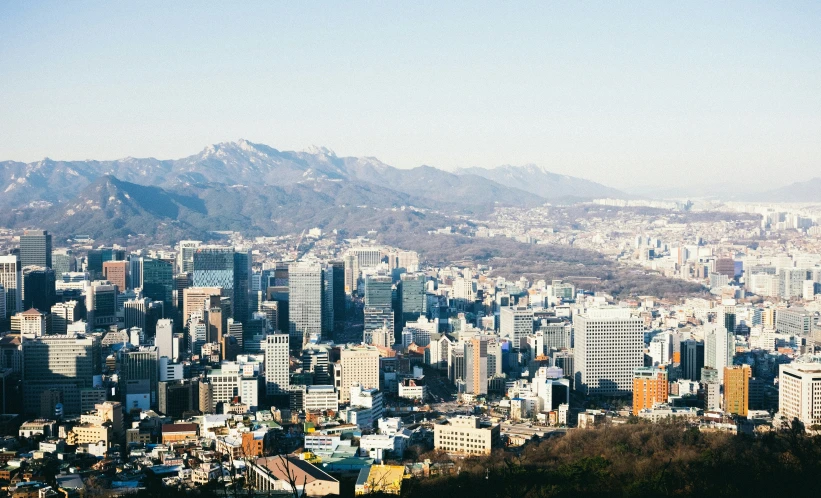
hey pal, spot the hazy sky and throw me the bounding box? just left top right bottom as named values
left=2, top=2, right=820, bottom=189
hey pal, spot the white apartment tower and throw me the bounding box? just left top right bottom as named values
left=288, top=262, right=323, bottom=346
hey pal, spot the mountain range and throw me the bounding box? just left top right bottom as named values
left=0, top=140, right=627, bottom=241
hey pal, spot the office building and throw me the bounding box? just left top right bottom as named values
left=86, top=281, right=117, bottom=328
left=680, top=339, right=705, bottom=381
left=0, top=255, right=22, bottom=318
left=183, top=287, right=222, bottom=325
left=158, top=380, right=197, bottom=418
left=207, top=363, right=259, bottom=412
left=51, top=300, right=80, bottom=335
left=778, top=363, right=821, bottom=428
left=141, top=258, right=174, bottom=311
left=302, top=346, right=331, bottom=384
left=22, top=267, right=56, bottom=313
left=156, top=319, right=174, bottom=360
left=724, top=365, right=751, bottom=416
left=288, top=262, right=323, bottom=346
left=20, top=230, right=52, bottom=269
left=17, top=308, right=47, bottom=337
left=329, top=260, right=346, bottom=326
left=52, top=249, right=76, bottom=276
left=322, top=263, right=335, bottom=339
left=500, top=307, right=534, bottom=349
left=304, top=385, right=338, bottom=412
left=399, top=273, right=425, bottom=328
left=22, top=334, right=101, bottom=415
left=433, top=415, right=500, bottom=456
left=120, top=347, right=159, bottom=409
left=178, top=240, right=201, bottom=274
left=339, top=345, right=380, bottom=402
left=465, top=337, right=489, bottom=396
left=264, top=334, right=290, bottom=396
left=632, top=367, right=669, bottom=415
left=343, top=252, right=359, bottom=294
left=364, top=275, right=392, bottom=308
left=705, top=325, right=734, bottom=382
left=574, top=307, right=644, bottom=396
left=102, top=261, right=129, bottom=291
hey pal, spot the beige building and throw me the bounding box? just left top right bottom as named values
left=778, top=363, right=821, bottom=428
left=183, top=287, right=222, bottom=325
left=249, top=456, right=340, bottom=496
left=339, top=345, right=380, bottom=402
left=68, top=423, right=111, bottom=446
left=433, top=415, right=500, bottom=456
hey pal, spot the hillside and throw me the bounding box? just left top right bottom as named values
left=457, top=164, right=628, bottom=201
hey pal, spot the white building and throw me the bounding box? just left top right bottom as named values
left=573, top=307, right=644, bottom=395
left=304, top=385, right=339, bottom=412
left=777, top=363, right=821, bottom=429
left=264, top=334, right=290, bottom=395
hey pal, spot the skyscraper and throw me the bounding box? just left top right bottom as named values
left=22, top=334, right=101, bottom=415
left=141, top=258, right=174, bottom=312
left=724, top=365, right=750, bottom=417
left=51, top=300, right=80, bottom=335
left=193, top=246, right=234, bottom=301
left=22, top=267, right=56, bottom=312
left=103, top=260, right=129, bottom=291
left=500, top=307, right=534, bottom=350
left=680, top=339, right=705, bottom=381
left=364, top=275, right=392, bottom=308
left=0, top=255, right=22, bottom=318
left=20, top=230, right=52, bottom=269
left=52, top=249, right=76, bottom=276
left=120, top=346, right=159, bottom=409
left=573, top=307, right=644, bottom=396
left=177, top=240, right=201, bottom=274
left=233, top=249, right=252, bottom=325
left=339, top=345, right=379, bottom=402
left=156, top=319, right=174, bottom=360
left=86, top=281, right=117, bottom=328
left=399, top=273, right=425, bottom=328
left=465, top=337, right=489, bottom=396
left=288, top=262, right=323, bottom=346
left=264, top=334, right=289, bottom=396
left=705, top=324, right=734, bottom=382
left=330, top=260, right=346, bottom=326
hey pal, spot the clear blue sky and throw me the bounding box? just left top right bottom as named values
left=1, top=1, right=820, bottom=188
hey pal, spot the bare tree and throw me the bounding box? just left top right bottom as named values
left=273, top=455, right=308, bottom=498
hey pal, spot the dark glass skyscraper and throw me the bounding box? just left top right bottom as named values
left=141, top=258, right=174, bottom=312
left=23, top=268, right=56, bottom=312
left=20, top=230, right=52, bottom=269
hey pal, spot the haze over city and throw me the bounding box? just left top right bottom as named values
left=2, top=1, right=820, bottom=189
left=4, top=3, right=821, bottom=498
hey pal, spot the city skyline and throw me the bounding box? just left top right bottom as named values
left=2, top=2, right=821, bottom=188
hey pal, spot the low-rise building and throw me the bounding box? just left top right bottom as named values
left=433, top=415, right=500, bottom=456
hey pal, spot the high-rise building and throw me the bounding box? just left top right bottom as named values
left=120, top=346, right=159, bottom=409
left=399, top=273, right=425, bottom=328
left=183, top=287, right=222, bottom=325
left=500, top=307, right=534, bottom=350
left=364, top=275, right=392, bottom=308
left=0, top=255, right=22, bottom=318
left=52, top=249, right=76, bottom=276
left=177, top=241, right=201, bottom=274
left=364, top=307, right=394, bottom=339
left=343, top=253, right=359, bottom=294
left=17, top=308, right=47, bottom=337
left=288, top=262, right=323, bottom=346
left=680, top=339, right=705, bottom=381
left=22, top=267, right=56, bottom=312
left=103, top=261, right=129, bottom=292
left=339, top=345, right=379, bottom=402
left=193, top=245, right=234, bottom=301
left=322, top=264, right=335, bottom=339
left=778, top=363, right=821, bottom=427
left=20, top=230, right=52, bottom=269
left=705, top=325, right=734, bottom=382
left=632, top=367, right=669, bottom=415
left=233, top=249, right=252, bottom=325
left=573, top=307, right=644, bottom=396
left=22, top=334, right=101, bottom=415
left=124, top=297, right=150, bottom=330
left=348, top=247, right=382, bottom=269
left=156, top=319, right=174, bottom=360
left=51, top=300, right=80, bottom=335
left=264, top=334, right=290, bottom=396
left=86, top=281, right=118, bottom=328
left=158, top=380, right=197, bottom=418
left=302, top=346, right=331, bottom=384
left=141, top=258, right=174, bottom=312
left=87, top=248, right=125, bottom=279
left=330, top=260, right=346, bottom=326
left=723, top=365, right=751, bottom=416
left=465, top=337, right=489, bottom=395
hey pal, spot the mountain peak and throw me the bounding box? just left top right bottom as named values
left=301, top=145, right=336, bottom=157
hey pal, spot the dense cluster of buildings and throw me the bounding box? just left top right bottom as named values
left=0, top=218, right=820, bottom=495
